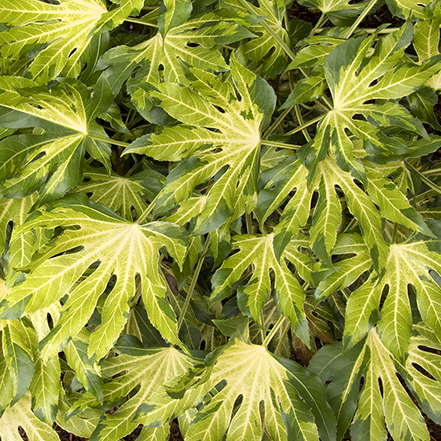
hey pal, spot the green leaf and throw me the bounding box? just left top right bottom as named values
left=2, top=319, right=36, bottom=405
left=125, top=55, right=276, bottom=234
left=365, top=166, right=434, bottom=237
left=0, top=77, right=113, bottom=204
left=314, top=233, right=372, bottom=301
left=0, top=198, right=189, bottom=360
left=98, top=9, right=253, bottom=95
left=309, top=329, right=430, bottom=441
left=343, top=231, right=441, bottom=356
left=88, top=347, right=197, bottom=441
left=30, top=354, right=61, bottom=424
left=304, top=23, right=441, bottom=178
left=211, top=233, right=307, bottom=333
left=161, top=339, right=335, bottom=441
left=75, top=168, right=164, bottom=221
left=282, top=75, right=327, bottom=107
left=0, top=0, right=143, bottom=84
left=405, top=323, right=441, bottom=425
left=385, top=0, right=434, bottom=20
left=0, top=392, right=59, bottom=441
left=64, top=330, right=103, bottom=402
left=158, top=0, right=192, bottom=38
left=377, top=238, right=441, bottom=358
left=221, top=0, right=291, bottom=77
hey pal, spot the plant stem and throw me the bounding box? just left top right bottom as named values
left=136, top=192, right=161, bottom=224
left=263, top=316, right=287, bottom=347
left=246, top=212, right=253, bottom=234
left=261, top=140, right=299, bottom=150
left=310, top=13, right=327, bottom=35
left=294, top=105, right=311, bottom=142
left=405, top=161, right=441, bottom=196
left=89, top=134, right=130, bottom=148
left=344, top=0, right=379, bottom=39
left=177, top=237, right=211, bottom=332
left=285, top=113, right=325, bottom=136
left=124, top=17, right=158, bottom=28
left=262, top=106, right=293, bottom=139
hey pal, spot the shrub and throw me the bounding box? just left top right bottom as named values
left=0, top=0, right=441, bottom=440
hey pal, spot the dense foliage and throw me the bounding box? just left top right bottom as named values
left=0, top=0, right=441, bottom=440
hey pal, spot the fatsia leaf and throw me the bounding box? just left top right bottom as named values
left=342, top=233, right=441, bottom=357
left=314, top=233, right=372, bottom=301
left=64, top=329, right=103, bottom=402
left=221, top=0, right=291, bottom=77
left=302, top=23, right=441, bottom=180
left=158, top=0, right=192, bottom=38
left=211, top=233, right=308, bottom=334
left=75, top=168, right=164, bottom=221
left=150, top=339, right=336, bottom=441
left=29, top=351, right=61, bottom=425
left=0, top=76, right=113, bottom=204
left=0, top=196, right=189, bottom=360
left=98, top=9, right=254, bottom=96
left=259, top=155, right=389, bottom=268
left=299, top=0, right=368, bottom=15
left=125, top=55, right=276, bottom=234
left=414, top=16, right=441, bottom=90
left=0, top=0, right=143, bottom=84
left=2, top=318, right=36, bottom=406
left=309, top=328, right=430, bottom=441
left=0, top=194, right=36, bottom=275
left=405, top=323, right=441, bottom=425
left=87, top=347, right=197, bottom=441
left=0, top=392, right=59, bottom=441
left=385, top=0, right=434, bottom=20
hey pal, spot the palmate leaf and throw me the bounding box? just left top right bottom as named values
left=98, top=9, right=254, bottom=97
left=84, top=346, right=197, bottom=441
left=405, top=323, right=441, bottom=425
left=0, top=392, right=59, bottom=441
left=220, top=0, right=292, bottom=77
left=0, top=0, right=143, bottom=84
left=385, top=0, right=434, bottom=20
left=309, top=328, right=430, bottom=441
left=0, top=194, right=36, bottom=274
left=125, top=55, right=276, bottom=234
left=258, top=155, right=391, bottom=268
left=0, top=195, right=189, bottom=361
left=314, top=232, right=372, bottom=301
left=301, top=23, right=441, bottom=180
left=211, top=233, right=308, bottom=338
left=343, top=234, right=441, bottom=358
left=0, top=76, right=113, bottom=204
left=140, top=339, right=336, bottom=441
left=75, top=167, right=164, bottom=221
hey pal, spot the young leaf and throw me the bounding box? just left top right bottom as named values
left=0, top=0, right=143, bottom=84
left=75, top=168, right=164, bottom=221
left=211, top=233, right=307, bottom=333
left=0, top=197, right=189, bottom=360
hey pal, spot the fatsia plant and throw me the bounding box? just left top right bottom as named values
left=0, top=0, right=441, bottom=440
